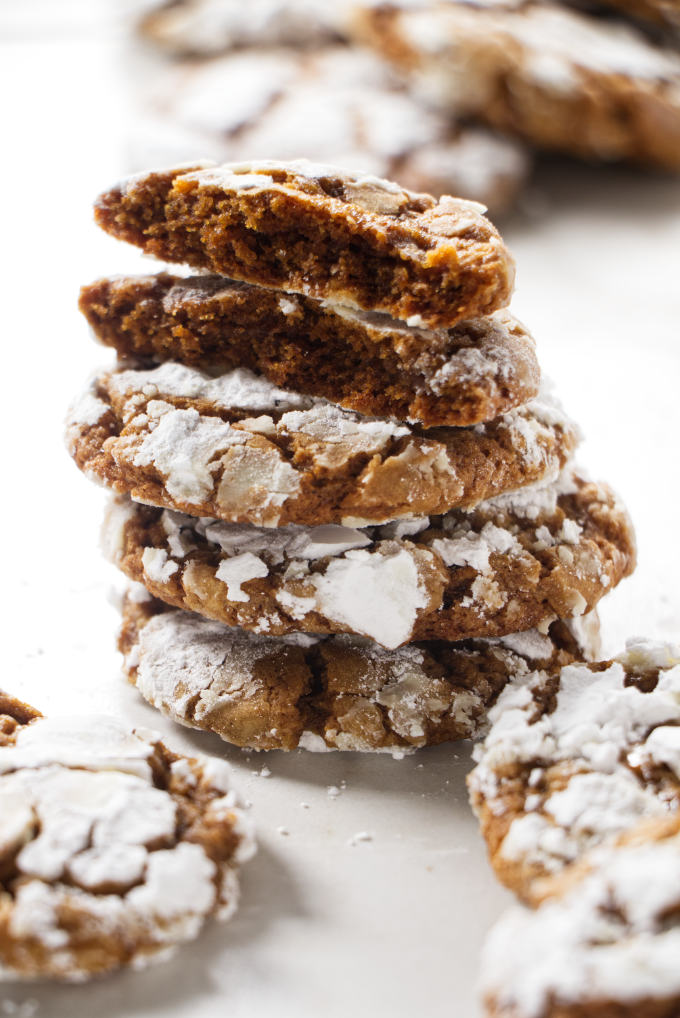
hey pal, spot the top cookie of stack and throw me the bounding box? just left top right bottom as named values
left=67, top=160, right=635, bottom=751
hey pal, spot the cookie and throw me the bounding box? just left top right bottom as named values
left=119, top=585, right=600, bottom=753
left=103, top=471, right=634, bottom=648
left=576, top=0, right=680, bottom=33
left=93, top=159, right=515, bottom=330
left=79, top=273, right=539, bottom=428
left=138, top=0, right=344, bottom=57
left=0, top=705, right=255, bottom=980
left=468, top=639, right=680, bottom=904
left=350, top=0, right=680, bottom=169
left=132, top=46, right=530, bottom=215
left=66, top=362, right=578, bottom=528
left=480, top=815, right=680, bottom=1018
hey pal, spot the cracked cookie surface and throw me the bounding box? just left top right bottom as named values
left=103, top=471, right=634, bottom=648
left=93, top=159, right=515, bottom=330
left=481, top=815, right=680, bottom=1018
left=80, top=273, right=539, bottom=427
left=66, top=363, right=578, bottom=527
left=351, top=0, right=680, bottom=169
left=468, top=640, right=680, bottom=905
left=119, top=587, right=600, bottom=753
left=0, top=704, right=255, bottom=980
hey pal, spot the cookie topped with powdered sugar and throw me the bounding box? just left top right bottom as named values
left=350, top=0, right=680, bottom=168
left=104, top=471, right=634, bottom=648
left=94, top=159, right=515, bottom=330
left=65, top=363, right=578, bottom=528
left=119, top=588, right=600, bottom=754
left=0, top=701, right=255, bottom=980
left=469, top=639, right=680, bottom=904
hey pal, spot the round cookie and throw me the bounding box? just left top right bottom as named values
left=468, top=639, right=680, bottom=904
left=66, top=362, right=579, bottom=528
left=131, top=46, right=530, bottom=216
left=0, top=705, right=255, bottom=980
left=138, top=0, right=345, bottom=57
left=480, top=815, right=680, bottom=1018
left=119, top=585, right=601, bottom=754
left=350, top=0, right=680, bottom=169
left=79, top=273, right=539, bottom=427
left=103, top=471, right=635, bottom=649
left=93, top=159, right=515, bottom=330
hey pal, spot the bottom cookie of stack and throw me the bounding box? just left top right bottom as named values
left=119, top=586, right=601, bottom=755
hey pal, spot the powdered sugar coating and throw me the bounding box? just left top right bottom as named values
left=481, top=818, right=680, bottom=1018
left=68, top=365, right=580, bottom=527
left=121, top=593, right=601, bottom=753
left=0, top=712, right=255, bottom=981
left=469, top=640, right=680, bottom=900
left=104, top=469, right=634, bottom=647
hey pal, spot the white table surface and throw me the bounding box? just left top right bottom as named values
left=1, top=5, right=679, bottom=1017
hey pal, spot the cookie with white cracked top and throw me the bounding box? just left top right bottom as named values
left=118, top=586, right=600, bottom=753
left=350, top=0, right=680, bottom=169
left=65, top=363, right=578, bottom=528
left=0, top=699, right=255, bottom=981
left=138, top=0, right=346, bottom=57
left=130, top=46, right=530, bottom=216
left=93, top=159, right=515, bottom=330
left=102, top=471, right=634, bottom=649
left=79, top=273, right=539, bottom=428
left=468, top=639, right=680, bottom=906
left=481, top=814, right=680, bottom=1018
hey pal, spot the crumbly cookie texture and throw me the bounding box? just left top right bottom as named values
left=93, top=159, right=515, bottom=330
left=138, top=0, right=345, bottom=57
left=468, top=639, right=680, bottom=904
left=351, top=0, right=680, bottom=169
left=119, top=587, right=600, bottom=753
left=0, top=704, right=255, bottom=981
left=131, top=46, right=530, bottom=215
left=65, top=363, right=578, bottom=527
left=79, top=273, right=539, bottom=427
left=481, top=815, right=680, bottom=1018
left=103, top=471, right=634, bottom=649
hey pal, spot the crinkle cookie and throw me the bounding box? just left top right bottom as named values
left=94, top=159, right=515, bottom=330
left=350, top=0, right=680, bottom=169
left=118, top=586, right=600, bottom=753
left=468, top=639, right=680, bottom=904
left=131, top=47, right=530, bottom=215
left=103, top=471, right=634, bottom=649
left=79, top=273, right=539, bottom=427
left=480, top=815, right=680, bottom=1018
left=138, top=0, right=345, bottom=57
left=66, top=362, right=578, bottom=528
left=0, top=705, right=255, bottom=980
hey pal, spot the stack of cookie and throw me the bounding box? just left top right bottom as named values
left=67, top=159, right=635, bottom=755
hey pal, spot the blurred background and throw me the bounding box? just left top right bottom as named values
left=2, top=2, right=680, bottom=1016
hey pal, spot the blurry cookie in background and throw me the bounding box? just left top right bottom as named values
left=350, top=0, right=680, bottom=168
left=569, top=0, right=680, bottom=34
left=129, top=46, right=530, bottom=214
left=137, top=0, right=346, bottom=56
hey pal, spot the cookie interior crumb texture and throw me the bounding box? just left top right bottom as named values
left=93, top=159, right=516, bottom=330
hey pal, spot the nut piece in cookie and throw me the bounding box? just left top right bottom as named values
left=0, top=701, right=255, bottom=980
left=119, top=587, right=601, bottom=754
left=79, top=273, right=539, bottom=428
left=469, top=639, right=680, bottom=903
left=94, top=159, right=515, bottom=330
left=480, top=814, right=680, bottom=1018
